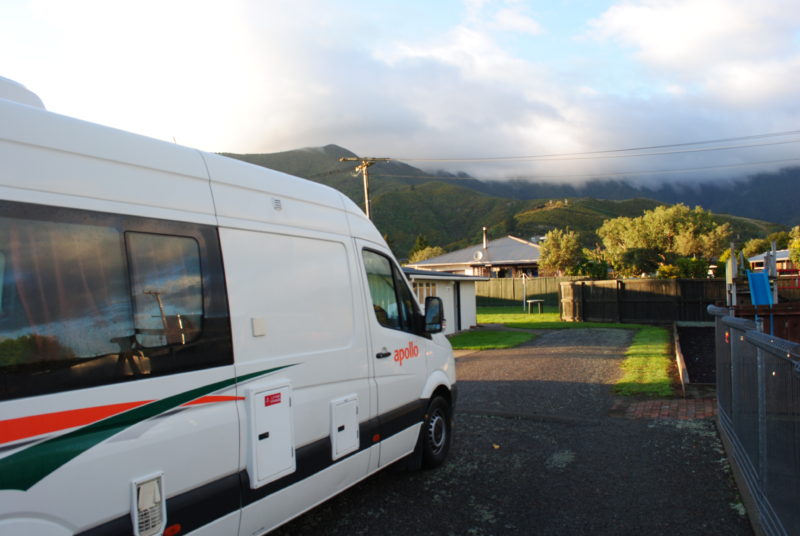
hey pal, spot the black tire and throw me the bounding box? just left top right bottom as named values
left=421, top=396, right=452, bottom=469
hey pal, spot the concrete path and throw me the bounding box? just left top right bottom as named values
left=272, top=328, right=752, bottom=536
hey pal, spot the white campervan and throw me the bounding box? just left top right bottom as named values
left=0, top=78, right=456, bottom=536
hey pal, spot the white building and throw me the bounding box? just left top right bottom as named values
left=403, top=268, right=488, bottom=335
left=405, top=234, right=541, bottom=278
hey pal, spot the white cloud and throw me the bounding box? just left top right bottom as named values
left=591, top=0, right=799, bottom=67
left=665, top=84, right=685, bottom=95
left=589, top=0, right=800, bottom=104
left=492, top=8, right=542, bottom=35
left=3, top=0, right=799, bottom=185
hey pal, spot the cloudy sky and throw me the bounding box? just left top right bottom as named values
left=2, top=0, right=800, bottom=183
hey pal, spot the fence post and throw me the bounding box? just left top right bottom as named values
left=616, top=280, right=623, bottom=323
left=579, top=282, right=586, bottom=322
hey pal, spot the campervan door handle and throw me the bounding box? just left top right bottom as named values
left=376, top=349, right=391, bottom=359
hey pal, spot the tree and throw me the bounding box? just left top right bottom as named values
left=619, top=248, right=661, bottom=277
left=504, top=214, right=517, bottom=234
left=767, top=231, right=790, bottom=250
left=656, top=264, right=682, bottom=279
left=790, top=226, right=800, bottom=266
left=408, top=246, right=446, bottom=264
left=408, top=234, right=430, bottom=260
left=676, top=257, right=710, bottom=278
left=741, top=238, right=771, bottom=259
left=740, top=232, right=790, bottom=260
left=573, top=258, right=611, bottom=279
left=382, top=234, right=396, bottom=255
left=597, top=204, right=730, bottom=275
left=539, top=228, right=583, bottom=276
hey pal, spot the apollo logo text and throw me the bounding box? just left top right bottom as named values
left=394, top=342, right=419, bottom=366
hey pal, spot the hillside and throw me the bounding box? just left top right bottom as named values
left=446, top=169, right=800, bottom=228
left=223, top=146, right=787, bottom=258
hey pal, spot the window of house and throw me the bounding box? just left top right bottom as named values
left=413, top=281, right=437, bottom=303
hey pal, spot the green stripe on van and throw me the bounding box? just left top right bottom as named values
left=0, top=366, right=292, bottom=491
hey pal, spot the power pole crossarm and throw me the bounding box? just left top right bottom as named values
left=338, top=156, right=391, bottom=219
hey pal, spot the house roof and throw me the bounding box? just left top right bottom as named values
left=408, top=235, right=541, bottom=267
left=402, top=267, right=489, bottom=281
left=748, top=249, right=790, bottom=263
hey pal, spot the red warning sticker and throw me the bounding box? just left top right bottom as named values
left=264, top=393, right=282, bottom=407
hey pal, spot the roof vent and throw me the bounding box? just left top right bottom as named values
left=0, top=77, right=45, bottom=109
left=272, top=198, right=283, bottom=211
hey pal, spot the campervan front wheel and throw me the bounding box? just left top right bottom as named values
left=421, top=396, right=452, bottom=469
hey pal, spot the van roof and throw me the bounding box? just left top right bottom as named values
left=0, top=77, right=45, bottom=109
left=0, top=88, right=383, bottom=245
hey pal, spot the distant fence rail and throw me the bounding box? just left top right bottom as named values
left=708, top=305, right=800, bottom=536
left=560, top=279, right=727, bottom=323
left=475, top=276, right=585, bottom=307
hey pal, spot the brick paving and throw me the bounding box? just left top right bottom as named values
left=612, top=397, right=717, bottom=420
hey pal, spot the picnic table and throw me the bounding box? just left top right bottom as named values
left=526, top=299, right=544, bottom=314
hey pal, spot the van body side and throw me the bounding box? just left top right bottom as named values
left=0, top=91, right=455, bottom=536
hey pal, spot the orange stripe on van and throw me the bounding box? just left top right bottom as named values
left=1, top=396, right=245, bottom=444
left=0, top=401, right=153, bottom=445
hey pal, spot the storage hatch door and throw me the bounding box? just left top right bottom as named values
left=330, top=394, right=359, bottom=460
left=246, top=382, right=295, bottom=489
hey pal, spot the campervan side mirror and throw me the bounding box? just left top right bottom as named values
left=424, top=296, right=444, bottom=334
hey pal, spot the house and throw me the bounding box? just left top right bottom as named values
left=405, top=228, right=541, bottom=278
left=403, top=268, right=488, bottom=335
left=748, top=249, right=796, bottom=272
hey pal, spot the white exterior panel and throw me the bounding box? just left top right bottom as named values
left=0, top=100, right=216, bottom=224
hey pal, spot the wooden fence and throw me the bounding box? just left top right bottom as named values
left=475, top=276, right=586, bottom=307
left=560, top=279, right=727, bottom=323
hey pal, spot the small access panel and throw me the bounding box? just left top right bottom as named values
left=246, top=382, right=295, bottom=489
left=330, top=394, right=359, bottom=460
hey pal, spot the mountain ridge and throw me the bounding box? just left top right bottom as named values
left=222, top=145, right=791, bottom=257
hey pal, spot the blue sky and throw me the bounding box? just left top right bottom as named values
left=2, top=0, right=799, bottom=183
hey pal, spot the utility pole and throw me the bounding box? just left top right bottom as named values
left=338, top=156, right=390, bottom=219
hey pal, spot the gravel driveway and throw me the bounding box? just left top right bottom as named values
left=271, top=328, right=752, bottom=536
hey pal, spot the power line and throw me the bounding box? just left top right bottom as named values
left=302, top=129, right=800, bottom=187
left=307, top=167, right=353, bottom=179
left=372, top=156, right=800, bottom=182
left=393, top=129, right=800, bottom=163
left=485, top=138, right=800, bottom=162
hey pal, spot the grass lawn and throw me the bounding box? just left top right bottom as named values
left=448, top=329, right=535, bottom=350
left=474, top=305, right=674, bottom=397
left=614, top=326, right=673, bottom=397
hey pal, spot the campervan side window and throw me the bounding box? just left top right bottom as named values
left=0, top=252, right=6, bottom=314
left=362, top=249, right=420, bottom=334
left=126, top=233, right=203, bottom=348
left=0, top=200, right=232, bottom=401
